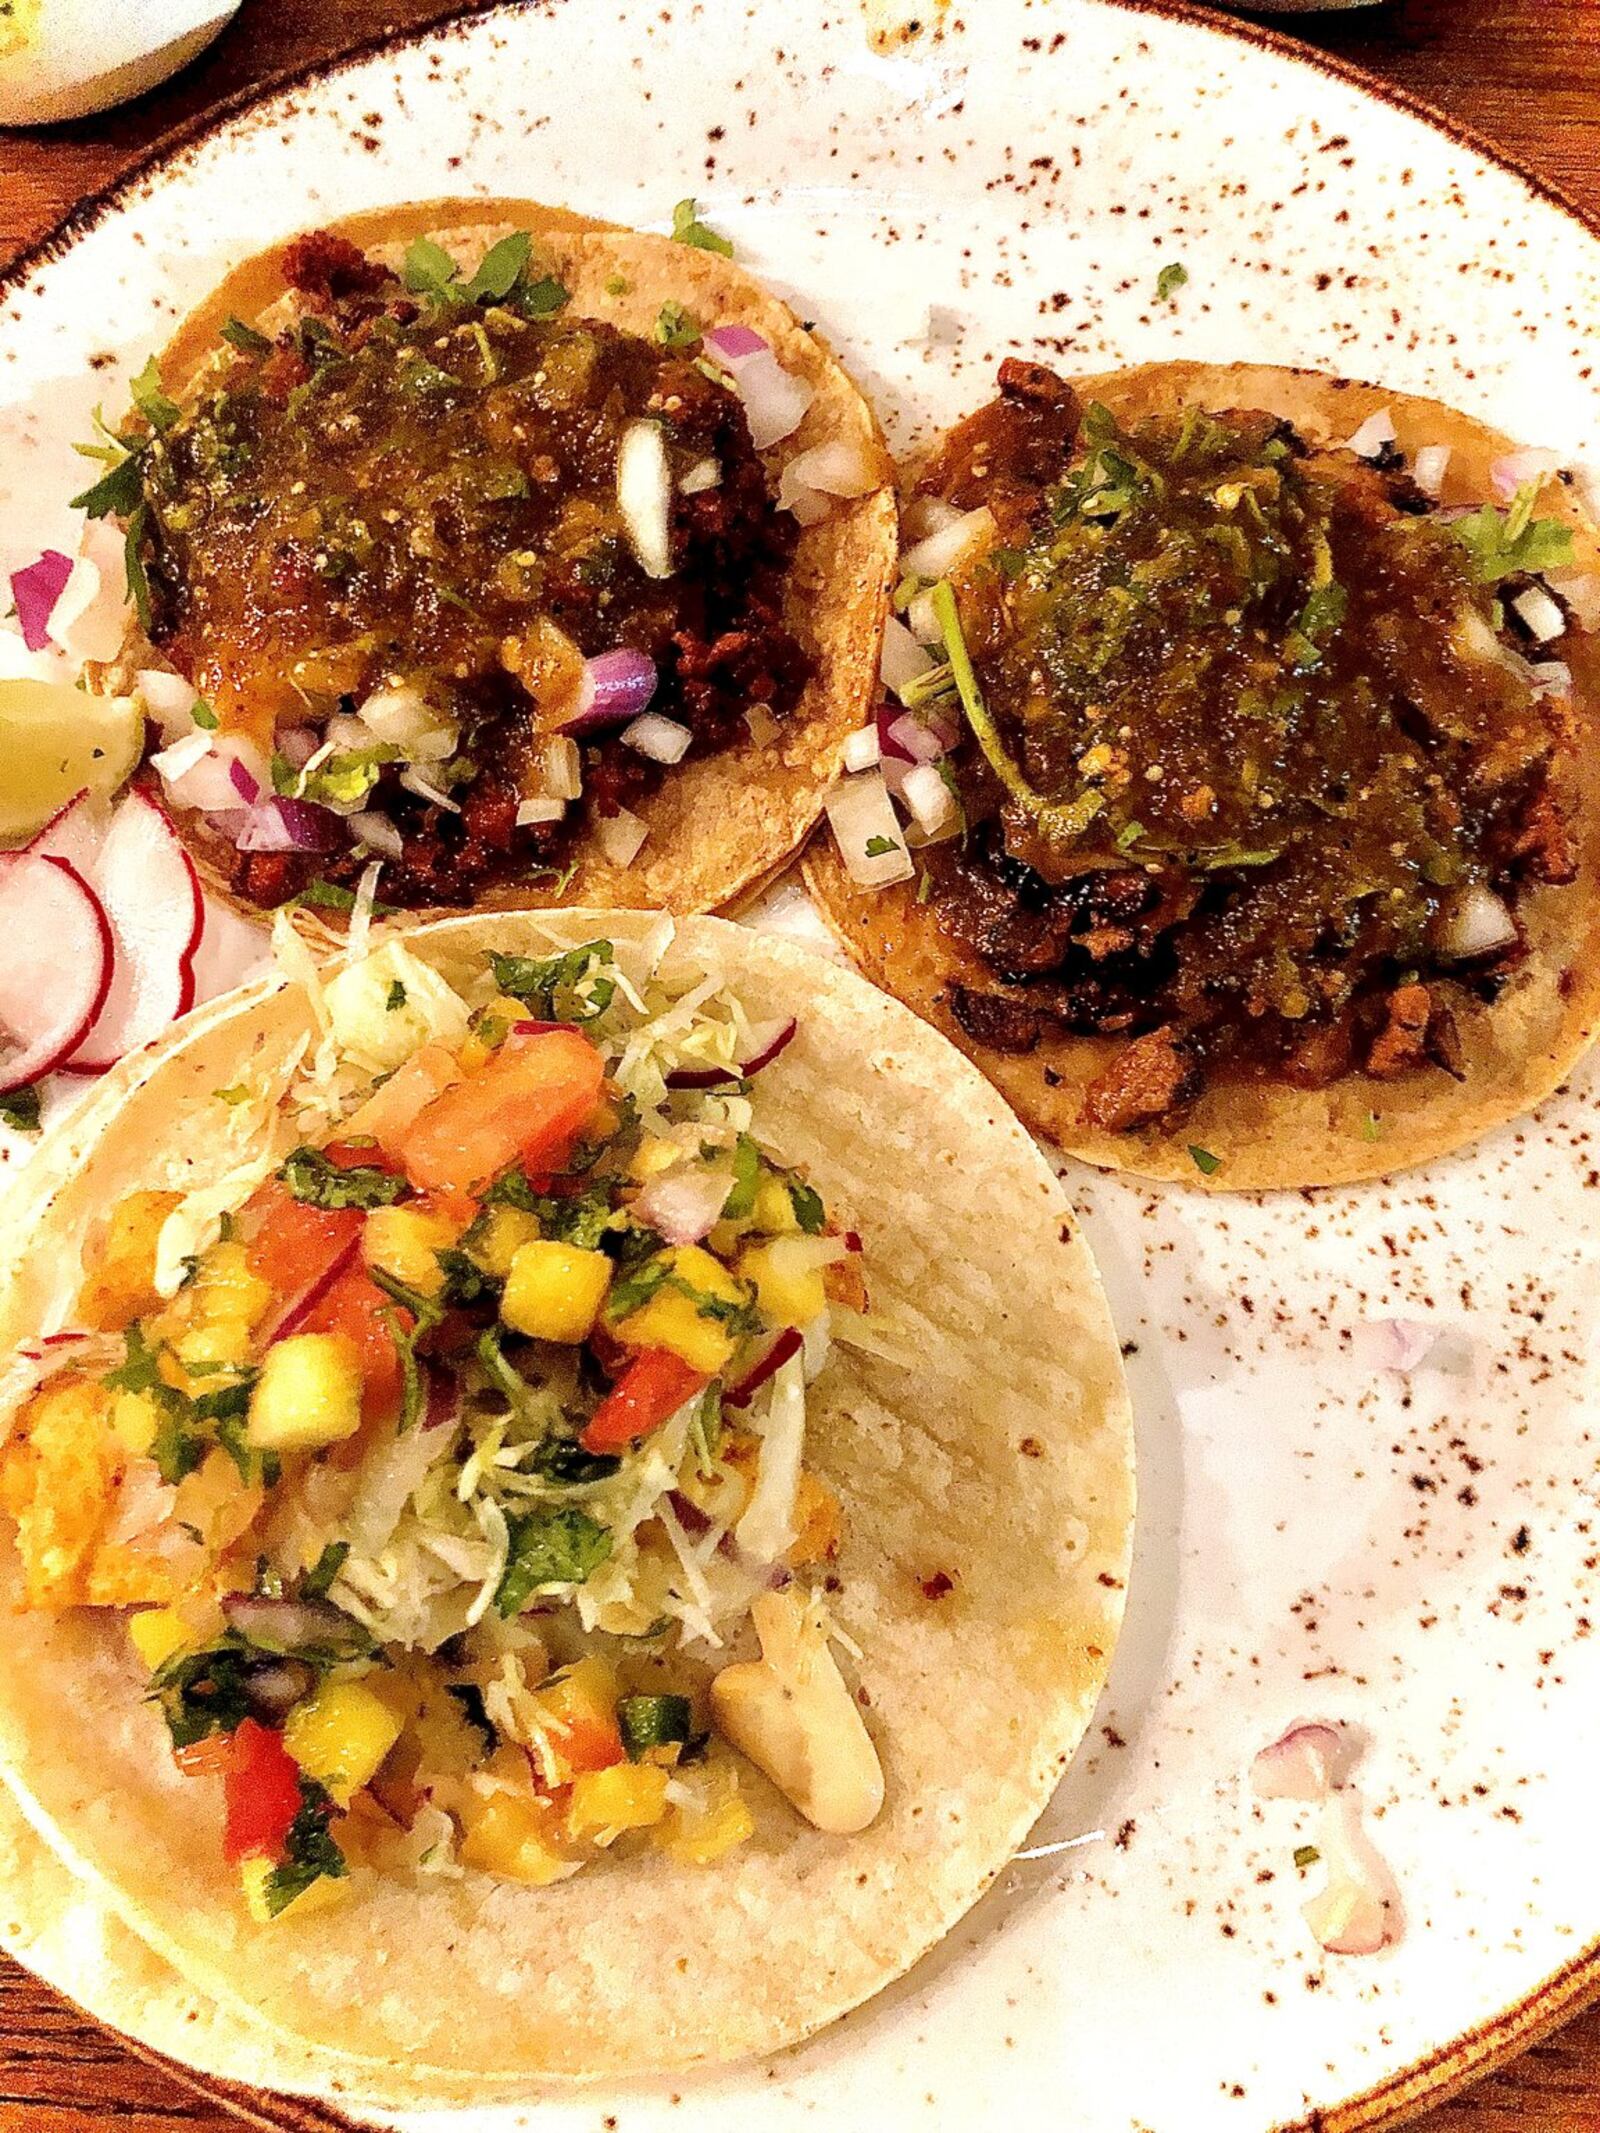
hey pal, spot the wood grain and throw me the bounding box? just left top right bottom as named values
left=3, top=0, right=1600, bottom=2126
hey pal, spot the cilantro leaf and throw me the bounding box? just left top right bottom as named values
left=1154, top=261, right=1188, bottom=304
left=494, top=1507, right=613, bottom=1616
left=722, top=1136, right=760, bottom=1221
left=279, top=1146, right=409, bottom=1211
left=1187, top=1144, right=1222, bottom=1177
left=489, top=940, right=615, bottom=1022
left=260, top=1780, right=347, bottom=1917
left=671, top=197, right=734, bottom=257
left=463, top=230, right=532, bottom=303
left=221, top=315, right=273, bottom=357
left=129, top=355, right=180, bottom=433
left=71, top=446, right=145, bottom=519
left=1450, top=484, right=1575, bottom=584
left=654, top=299, right=701, bottom=350
left=787, top=1180, right=826, bottom=1234
left=402, top=235, right=460, bottom=302
left=0, top=1085, right=41, bottom=1134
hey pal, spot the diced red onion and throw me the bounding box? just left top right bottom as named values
left=880, top=614, right=935, bottom=699
left=228, top=755, right=262, bottom=805
left=1411, top=445, right=1451, bottom=498
left=276, top=725, right=322, bottom=770
left=618, top=419, right=673, bottom=580
left=1511, top=584, right=1565, bottom=644
left=825, top=769, right=913, bottom=889
left=727, top=1326, right=803, bottom=1407
left=1303, top=1791, right=1400, bottom=1956
left=632, top=1165, right=731, bottom=1246
left=1490, top=446, right=1560, bottom=501
left=842, top=725, right=881, bottom=773
left=1344, top=409, right=1396, bottom=461
left=593, top=804, right=648, bottom=869
left=703, top=325, right=769, bottom=365
left=900, top=505, right=996, bottom=581
left=563, top=647, right=658, bottom=734
left=347, top=809, right=405, bottom=860
left=902, top=761, right=958, bottom=837
left=1434, top=883, right=1517, bottom=964
left=159, top=733, right=273, bottom=816
left=515, top=796, right=567, bottom=827
left=885, top=708, right=952, bottom=763
left=233, top=795, right=343, bottom=853
left=399, top=766, right=460, bottom=813
left=1251, top=1720, right=1346, bottom=1802
left=622, top=711, right=693, bottom=765
left=10, top=550, right=72, bottom=652
left=666, top=1015, right=797, bottom=1087
left=777, top=438, right=877, bottom=524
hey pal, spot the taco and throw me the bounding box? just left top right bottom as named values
left=0, top=910, right=1132, bottom=2087
left=807, top=360, right=1600, bottom=1189
left=74, top=199, right=895, bottom=924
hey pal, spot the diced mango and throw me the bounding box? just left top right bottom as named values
left=531, top=1655, right=624, bottom=1783
left=609, top=1246, right=748, bottom=1375
left=128, top=1605, right=191, bottom=1671
left=283, top=1679, right=403, bottom=1806
left=170, top=1316, right=255, bottom=1383
left=566, top=1761, right=670, bottom=1839
left=76, top=1190, right=183, bottom=1331
left=737, top=1239, right=828, bottom=1330
left=501, top=1240, right=612, bottom=1343
left=468, top=1205, right=542, bottom=1279
left=189, top=1241, right=275, bottom=1331
left=110, top=1389, right=161, bottom=1456
left=174, top=1448, right=264, bottom=1555
left=628, top=1135, right=681, bottom=1182
left=247, top=1334, right=364, bottom=1453
left=654, top=1782, right=755, bottom=1865
left=458, top=995, right=531, bottom=1074
left=750, top=1173, right=800, bottom=1236
left=459, top=1792, right=578, bottom=1885
left=240, top=1854, right=350, bottom=1923
left=361, top=1204, right=461, bottom=1298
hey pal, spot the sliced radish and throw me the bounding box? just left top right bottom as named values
left=0, top=852, right=113, bottom=1091
left=44, top=789, right=204, bottom=1074
left=189, top=896, right=271, bottom=1008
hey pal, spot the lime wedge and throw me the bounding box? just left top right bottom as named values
left=0, top=678, right=143, bottom=846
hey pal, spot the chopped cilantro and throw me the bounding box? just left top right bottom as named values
left=129, top=354, right=180, bottom=433
left=1295, top=581, right=1348, bottom=642
left=462, top=229, right=531, bottom=303
left=220, top=314, right=272, bottom=357
left=123, top=502, right=152, bottom=630
left=260, top=1780, right=347, bottom=1917
left=788, top=1180, right=826, bottom=1234
left=670, top=197, right=734, bottom=257
left=1187, top=1144, right=1222, bottom=1177
left=70, top=446, right=145, bottom=519
left=296, top=877, right=398, bottom=917
left=916, top=868, right=933, bottom=904
left=1361, top=1109, right=1385, bottom=1142
left=494, top=1506, right=613, bottom=1615
left=0, top=1085, right=41, bottom=1134
left=864, top=835, right=896, bottom=858
left=1154, top=261, right=1189, bottom=304
left=654, top=300, right=701, bottom=350
left=1115, top=819, right=1145, bottom=853
left=401, top=235, right=459, bottom=303
left=604, top=273, right=631, bottom=297
left=435, top=1247, right=499, bottom=1308
left=190, top=699, right=219, bottom=731
left=300, top=1541, right=349, bottom=1600
left=1450, top=483, right=1575, bottom=584
left=604, top=1250, right=672, bottom=1320
left=512, top=274, right=570, bottom=319
left=385, top=979, right=408, bottom=1012
left=1294, top=1843, right=1321, bottom=1871
left=149, top=1642, right=255, bottom=1748
left=722, top=1136, right=760, bottom=1221
left=103, top=1323, right=167, bottom=1398
left=531, top=1437, right=622, bottom=1485
left=280, top=1145, right=409, bottom=1211
left=214, top=1083, right=251, bottom=1107
left=618, top=1692, right=693, bottom=1760
left=489, top=940, right=615, bottom=1023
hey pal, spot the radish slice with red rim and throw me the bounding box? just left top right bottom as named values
left=45, top=789, right=204, bottom=1074
left=0, top=851, right=113, bottom=1092
left=665, top=1015, right=797, bottom=1088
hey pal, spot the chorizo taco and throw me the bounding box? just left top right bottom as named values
left=0, top=910, right=1132, bottom=2089
left=807, top=360, right=1600, bottom=1189
left=74, top=199, right=895, bottom=925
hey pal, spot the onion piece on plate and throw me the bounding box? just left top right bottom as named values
left=46, top=519, right=132, bottom=665
left=1411, top=445, right=1451, bottom=498
left=0, top=851, right=113, bottom=1091
left=777, top=438, right=877, bottom=524
left=1302, top=1791, right=1401, bottom=1957
left=1489, top=446, right=1561, bottom=501
left=9, top=552, right=72, bottom=652
left=622, top=711, right=693, bottom=765
left=1344, top=410, right=1396, bottom=461
left=1511, top=583, right=1566, bottom=644
left=1251, top=1720, right=1346, bottom=1802
left=842, top=725, right=881, bottom=773
left=33, top=789, right=204, bottom=1074
left=1433, top=882, right=1517, bottom=964
left=880, top=615, right=935, bottom=700
left=564, top=647, right=658, bottom=735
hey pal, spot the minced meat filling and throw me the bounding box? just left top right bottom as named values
left=922, top=365, right=1579, bottom=1126
left=138, top=229, right=810, bottom=909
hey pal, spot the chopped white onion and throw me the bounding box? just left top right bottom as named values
left=398, top=766, right=460, bottom=813
left=1303, top=1791, right=1400, bottom=1957
left=325, top=711, right=373, bottom=754
left=901, top=761, right=958, bottom=837
left=842, top=725, right=882, bottom=773
left=907, top=587, right=943, bottom=646
left=1511, top=583, right=1566, bottom=644
left=157, top=731, right=273, bottom=815
left=1411, top=444, right=1451, bottom=498
left=721, top=348, right=814, bottom=451
left=901, top=505, right=996, bottom=581
left=679, top=456, right=721, bottom=496
left=632, top=1164, right=730, bottom=1247
left=824, top=769, right=914, bottom=889
left=148, top=730, right=213, bottom=785
left=900, top=495, right=964, bottom=543
left=593, top=804, right=648, bottom=869
left=617, top=419, right=674, bottom=580
left=346, top=809, right=405, bottom=860
left=622, top=711, right=693, bottom=764
left=358, top=683, right=457, bottom=761
left=744, top=703, right=779, bottom=747
left=134, top=667, right=207, bottom=743
left=885, top=709, right=949, bottom=763
left=540, top=737, right=583, bottom=801
left=777, top=438, right=877, bottom=523
left=47, top=520, right=131, bottom=664
left=1344, top=409, right=1396, bottom=461
left=1433, top=882, right=1517, bottom=963
left=1251, top=1721, right=1345, bottom=1803
left=515, top=796, right=567, bottom=827
left=880, top=614, right=935, bottom=699
left=1490, top=446, right=1561, bottom=502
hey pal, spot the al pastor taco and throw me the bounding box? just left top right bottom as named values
left=808, top=361, right=1600, bottom=1189
left=0, top=911, right=1131, bottom=2087
left=72, top=199, right=895, bottom=925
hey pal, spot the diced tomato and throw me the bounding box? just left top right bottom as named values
left=556, top=1716, right=627, bottom=1777
left=173, top=1734, right=237, bottom=1779
left=343, top=1042, right=464, bottom=1158
left=221, top=1719, right=304, bottom=1864
left=403, top=1028, right=606, bottom=1197
left=245, top=1182, right=364, bottom=1308
left=581, top=1348, right=708, bottom=1455
left=297, top=1263, right=410, bottom=1424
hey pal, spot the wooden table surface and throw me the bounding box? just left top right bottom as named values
left=2, top=0, right=1600, bottom=2126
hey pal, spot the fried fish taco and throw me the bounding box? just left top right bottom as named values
left=808, top=360, right=1600, bottom=1189
left=0, top=911, right=1131, bottom=2087
left=76, top=200, right=895, bottom=924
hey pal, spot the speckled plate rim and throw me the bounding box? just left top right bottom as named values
left=2, top=3, right=1600, bottom=2129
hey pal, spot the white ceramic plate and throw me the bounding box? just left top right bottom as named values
left=3, top=3, right=1600, bottom=2128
